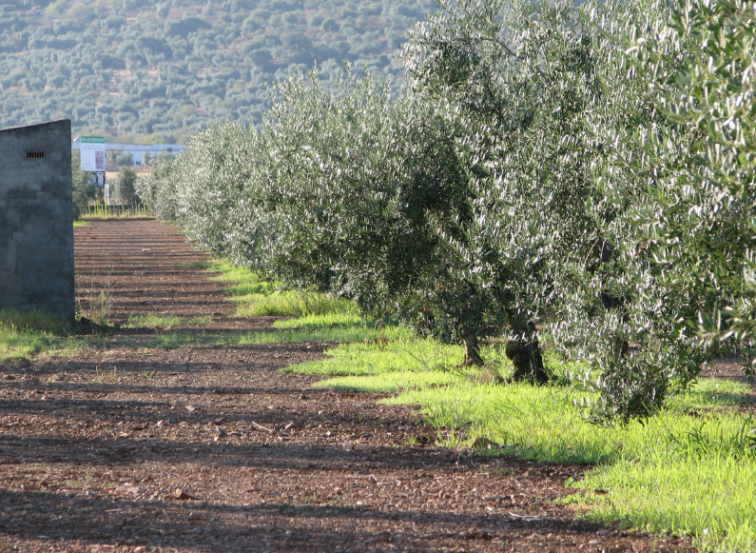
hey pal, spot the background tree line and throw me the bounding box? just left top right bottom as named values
left=0, top=0, right=435, bottom=143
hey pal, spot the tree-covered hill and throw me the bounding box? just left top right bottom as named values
left=0, top=0, right=435, bottom=143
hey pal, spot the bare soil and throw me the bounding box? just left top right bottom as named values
left=0, top=219, right=695, bottom=553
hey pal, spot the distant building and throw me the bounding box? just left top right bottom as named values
left=71, top=138, right=184, bottom=166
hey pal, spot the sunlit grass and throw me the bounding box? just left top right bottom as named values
left=274, top=312, right=366, bottom=329
left=153, top=323, right=410, bottom=349
left=285, top=336, right=756, bottom=552
left=578, top=447, right=756, bottom=553
left=225, top=282, right=275, bottom=295
left=313, top=370, right=468, bottom=393
left=289, top=337, right=466, bottom=377
left=230, top=291, right=356, bottom=317
left=202, top=259, right=360, bottom=317
left=203, top=259, right=257, bottom=283
left=73, top=220, right=90, bottom=228
left=666, top=378, right=756, bottom=412
left=124, top=313, right=184, bottom=329
left=0, top=309, right=94, bottom=361
left=396, top=380, right=756, bottom=551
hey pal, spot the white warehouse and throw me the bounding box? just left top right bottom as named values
left=71, top=137, right=183, bottom=166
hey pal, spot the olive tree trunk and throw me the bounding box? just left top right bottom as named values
left=462, top=333, right=485, bottom=367
left=505, top=337, right=548, bottom=384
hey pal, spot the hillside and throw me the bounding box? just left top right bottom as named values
left=0, top=0, right=435, bottom=143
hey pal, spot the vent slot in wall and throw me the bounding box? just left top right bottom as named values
left=26, top=151, right=45, bottom=159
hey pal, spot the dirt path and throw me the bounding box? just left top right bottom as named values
left=0, top=219, right=693, bottom=553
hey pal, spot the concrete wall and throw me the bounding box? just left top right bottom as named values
left=0, top=120, right=75, bottom=321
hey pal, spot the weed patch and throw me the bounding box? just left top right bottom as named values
left=0, top=309, right=96, bottom=361
left=314, top=371, right=467, bottom=393
left=273, top=313, right=365, bottom=329
left=230, top=291, right=354, bottom=317
left=124, top=313, right=184, bottom=329
left=289, top=338, right=465, bottom=377
left=81, top=203, right=153, bottom=220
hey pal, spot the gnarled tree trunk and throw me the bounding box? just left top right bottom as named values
left=599, top=240, right=630, bottom=357
left=462, top=333, right=485, bottom=367
left=505, top=320, right=548, bottom=384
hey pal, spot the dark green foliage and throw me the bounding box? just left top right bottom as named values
left=71, top=156, right=95, bottom=220
left=165, top=17, right=212, bottom=38
left=105, top=150, right=134, bottom=168
left=113, top=166, right=138, bottom=205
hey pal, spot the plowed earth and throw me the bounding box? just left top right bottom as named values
left=0, top=219, right=695, bottom=553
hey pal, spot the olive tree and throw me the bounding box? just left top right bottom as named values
left=254, top=70, right=465, bottom=342
left=397, top=0, right=612, bottom=378
left=171, top=123, right=275, bottom=268
left=616, top=0, right=756, bottom=370
left=72, top=157, right=95, bottom=220
left=135, top=154, right=178, bottom=221
left=114, top=167, right=138, bottom=205
left=253, top=0, right=606, bottom=379
left=546, top=0, right=749, bottom=422
left=140, top=123, right=275, bottom=269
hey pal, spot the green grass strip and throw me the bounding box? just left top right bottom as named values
left=285, top=337, right=756, bottom=552
left=273, top=313, right=365, bottom=329
left=289, top=338, right=465, bottom=376
left=123, top=313, right=212, bottom=329
left=153, top=321, right=411, bottom=349
left=201, top=259, right=360, bottom=317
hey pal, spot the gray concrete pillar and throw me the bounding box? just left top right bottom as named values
left=0, top=120, right=75, bottom=321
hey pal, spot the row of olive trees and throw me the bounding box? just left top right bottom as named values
left=142, top=0, right=756, bottom=423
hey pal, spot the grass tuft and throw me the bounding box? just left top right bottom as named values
left=152, top=322, right=411, bottom=349
left=124, top=313, right=184, bottom=329
left=274, top=313, right=366, bottom=329
left=0, top=309, right=72, bottom=334
left=231, top=291, right=356, bottom=317
left=0, top=309, right=92, bottom=361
